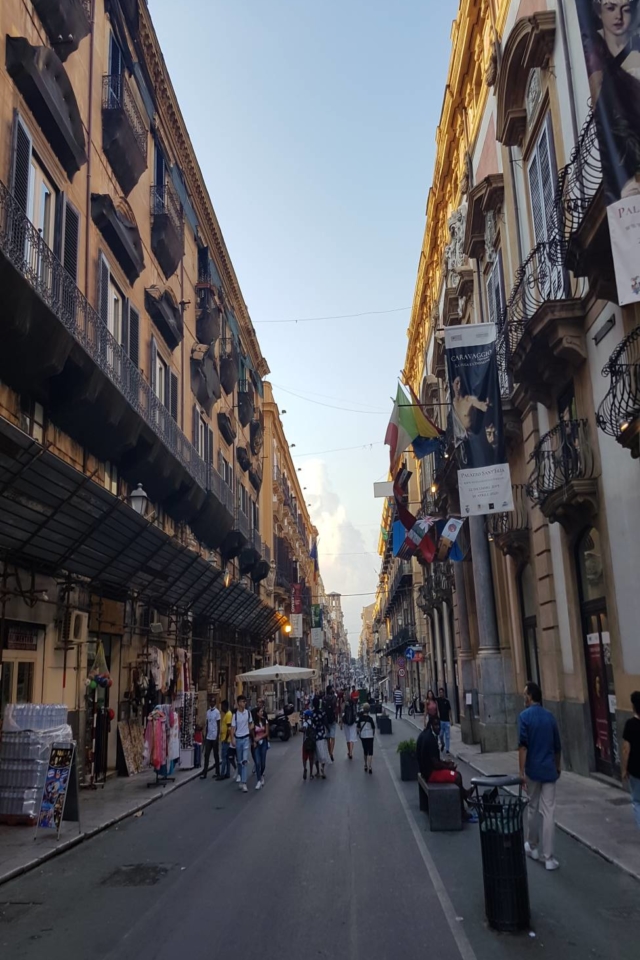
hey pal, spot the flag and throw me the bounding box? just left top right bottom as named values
left=407, top=384, right=443, bottom=461
left=392, top=474, right=436, bottom=564
left=385, top=385, right=443, bottom=470
left=380, top=526, right=388, bottom=542
left=436, top=517, right=464, bottom=561
left=309, top=540, right=319, bottom=583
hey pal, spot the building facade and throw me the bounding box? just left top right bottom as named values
left=376, top=0, right=640, bottom=778
left=0, top=0, right=305, bottom=780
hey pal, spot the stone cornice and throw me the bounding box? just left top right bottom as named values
left=137, top=4, right=269, bottom=378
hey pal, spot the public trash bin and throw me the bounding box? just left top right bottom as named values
left=377, top=715, right=392, bottom=735
left=468, top=775, right=530, bottom=933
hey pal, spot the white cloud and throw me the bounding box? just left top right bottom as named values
left=304, top=460, right=378, bottom=657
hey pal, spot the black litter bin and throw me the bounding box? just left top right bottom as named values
left=468, top=775, right=530, bottom=933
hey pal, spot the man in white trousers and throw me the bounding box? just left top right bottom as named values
left=518, top=681, right=562, bottom=871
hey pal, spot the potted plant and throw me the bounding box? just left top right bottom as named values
left=397, top=739, right=418, bottom=781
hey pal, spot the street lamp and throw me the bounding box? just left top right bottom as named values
left=130, top=483, right=149, bottom=517
left=283, top=622, right=292, bottom=635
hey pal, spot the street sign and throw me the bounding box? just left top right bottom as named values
left=398, top=668, right=406, bottom=678
left=405, top=647, right=415, bottom=661
left=396, top=656, right=405, bottom=667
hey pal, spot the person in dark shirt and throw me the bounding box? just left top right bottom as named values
left=622, top=690, right=640, bottom=830
left=518, top=681, right=561, bottom=870
left=416, top=718, right=472, bottom=820
left=436, top=687, right=452, bottom=754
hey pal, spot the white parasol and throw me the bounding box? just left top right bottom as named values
left=236, top=665, right=316, bottom=683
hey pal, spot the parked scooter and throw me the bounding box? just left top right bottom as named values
left=268, top=703, right=294, bottom=741
left=408, top=696, right=424, bottom=717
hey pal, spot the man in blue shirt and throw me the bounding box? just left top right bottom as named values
left=518, top=681, right=562, bottom=871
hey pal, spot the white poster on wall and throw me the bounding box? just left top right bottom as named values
left=290, top=614, right=303, bottom=638
left=607, top=199, right=640, bottom=306
left=311, top=628, right=323, bottom=649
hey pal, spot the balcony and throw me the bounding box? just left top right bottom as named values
left=145, top=285, right=183, bottom=351
left=32, top=0, right=91, bottom=61
left=238, top=379, right=255, bottom=427
left=249, top=460, right=263, bottom=493
left=218, top=408, right=237, bottom=445
left=596, top=326, right=640, bottom=459
left=236, top=446, right=251, bottom=472
left=527, top=419, right=598, bottom=530
left=190, top=344, right=220, bottom=415
left=386, top=560, right=412, bottom=613
left=195, top=283, right=222, bottom=345
left=220, top=338, right=239, bottom=395
left=502, top=239, right=588, bottom=408
left=150, top=181, right=183, bottom=279
left=6, top=38, right=86, bottom=178
left=555, top=112, right=614, bottom=301
left=250, top=416, right=264, bottom=456
left=0, top=178, right=234, bottom=549
left=102, top=74, right=148, bottom=196
left=487, top=483, right=530, bottom=559
left=92, top=194, right=144, bottom=284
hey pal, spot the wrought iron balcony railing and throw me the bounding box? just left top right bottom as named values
left=487, top=483, right=530, bottom=538
left=527, top=419, right=596, bottom=506
left=236, top=507, right=250, bottom=539
left=555, top=111, right=602, bottom=253
left=0, top=178, right=216, bottom=494
left=596, top=326, right=640, bottom=446
left=503, top=239, right=568, bottom=350
left=150, top=177, right=182, bottom=236
left=102, top=73, right=148, bottom=158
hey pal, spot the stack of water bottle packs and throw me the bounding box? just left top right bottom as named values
left=0, top=704, right=72, bottom=823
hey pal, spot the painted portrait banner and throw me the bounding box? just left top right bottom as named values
left=444, top=323, right=513, bottom=517
left=574, top=0, right=640, bottom=304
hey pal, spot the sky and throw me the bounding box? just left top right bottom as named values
left=149, top=0, right=459, bottom=653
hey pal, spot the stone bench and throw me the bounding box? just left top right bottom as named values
left=417, top=773, right=462, bottom=831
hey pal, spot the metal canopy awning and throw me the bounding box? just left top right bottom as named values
left=0, top=419, right=284, bottom=640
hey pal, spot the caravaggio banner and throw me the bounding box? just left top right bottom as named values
left=574, top=0, right=640, bottom=304
left=444, top=323, right=513, bottom=517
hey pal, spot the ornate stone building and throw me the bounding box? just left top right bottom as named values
left=377, top=0, right=640, bottom=778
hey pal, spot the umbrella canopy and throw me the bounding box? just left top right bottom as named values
left=236, top=665, right=316, bottom=683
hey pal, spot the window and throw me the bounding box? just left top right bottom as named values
left=20, top=397, right=45, bottom=443
left=98, top=253, right=136, bottom=366
left=239, top=483, right=249, bottom=517
left=28, top=155, right=55, bottom=249
left=192, top=405, right=212, bottom=462
left=528, top=116, right=556, bottom=247
left=486, top=252, right=505, bottom=327
left=150, top=337, right=179, bottom=419
left=109, top=32, right=123, bottom=78
left=251, top=499, right=260, bottom=533
left=104, top=461, right=118, bottom=495
left=518, top=563, right=540, bottom=686
left=220, top=454, right=233, bottom=488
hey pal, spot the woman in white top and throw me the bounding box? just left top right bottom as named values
left=231, top=695, right=254, bottom=793
left=357, top=703, right=376, bottom=774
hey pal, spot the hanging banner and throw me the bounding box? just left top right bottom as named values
left=573, top=1, right=640, bottom=304
left=436, top=517, right=465, bottom=561
left=289, top=613, right=303, bottom=638
left=310, top=604, right=323, bottom=629
left=445, top=323, right=513, bottom=516
left=291, top=583, right=303, bottom=614
left=311, top=628, right=324, bottom=649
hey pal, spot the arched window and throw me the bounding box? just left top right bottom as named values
left=518, top=563, right=540, bottom=685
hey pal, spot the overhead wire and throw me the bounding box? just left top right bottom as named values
left=254, top=306, right=410, bottom=324
left=271, top=383, right=387, bottom=414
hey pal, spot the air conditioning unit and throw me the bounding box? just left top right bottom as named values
left=149, top=621, right=163, bottom=635
left=59, top=609, right=89, bottom=645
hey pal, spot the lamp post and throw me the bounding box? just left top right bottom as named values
left=130, top=483, right=149, bottom=517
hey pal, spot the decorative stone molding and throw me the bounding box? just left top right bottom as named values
left=496, top=12, right=556, bottom=147
left=464, top=175, right=504, bottom=261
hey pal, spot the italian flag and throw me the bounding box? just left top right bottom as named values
left=385, top=385, right=441, bottom=470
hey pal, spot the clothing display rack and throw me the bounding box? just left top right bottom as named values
left=144, top=705, right=178, bottom=787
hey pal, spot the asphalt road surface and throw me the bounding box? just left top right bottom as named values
left=0, top=719, right=638, bottom=960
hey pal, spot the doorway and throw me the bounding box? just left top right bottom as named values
left=577, top=528, right=619, bottom=777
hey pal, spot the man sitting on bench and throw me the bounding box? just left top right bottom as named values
left=417, top=717, right=474, bottom=821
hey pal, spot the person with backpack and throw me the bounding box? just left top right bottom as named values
left=341, top=696, right=358, bottom=759
left=323, top=684, right=339, bottom=762
left=357, top=702, right=377, bottom=774
left=302, top=709, right=316, bottom=780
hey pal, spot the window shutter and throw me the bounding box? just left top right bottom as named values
left=98, top=253, right=110, bottom=325
left=207, top=427, right=214, bottom=465
left=528, top=152, right=545, bottom=247
left=11, top=113, right=32, bottom=213
left=192, top=403, right=199, bottom=452
left=63, top=201, right=80, bottom=281
left=218, top=450, right=224, bottom=477
left=170, top=371, right=178, bottom=421
left=150, top=336, right=158, bottom=396
left=486, top=270, right=496, bottom=326
left=538, top=122, right=556, bottom=238
left=122, top=300, right=130, bottom=354
left=496, top=251, right=505, bottom=320
left=129, top=307, right=140, bottom=367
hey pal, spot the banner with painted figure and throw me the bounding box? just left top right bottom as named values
left=444, top=323, right=513, bottom=517
left=574, top=0, right=640, bottom=304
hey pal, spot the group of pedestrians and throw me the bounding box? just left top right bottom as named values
left=199, top=694, right=270, bottom=793
left=301, top=684, right=378, bottom=778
